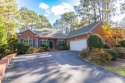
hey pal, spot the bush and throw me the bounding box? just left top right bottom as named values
left=103, top=43, right=110, bottom=49
left=58, top=46, right=64, bottom=50
left=118, top=39, right=125, bottom=47
left=104, top=49, right=118, bottom=60
left=90, top=48, right=112, bottom=65
left=42, top=44, right=48, bottom=48
left=80, top=49, right=88, bottom=58
left=64, top=45, right=69, bottom=50
left=112, top=47, right=125, bottom=59
left=59, top=44, right=66, bottom=47
left=7, top=36, right=18, bottom=53
left=87, top=34, right=104, bottom=50
left=114, top=44, right=121, bottom=47
left=0, top=44, right=7, bottom=59
left=16, top=42, right=30, bottom=54
left=30, top=48, right=40, bottom=53
left=58, top=45, right=69, bottom=50
left=41, top=44, right=48, bottom=51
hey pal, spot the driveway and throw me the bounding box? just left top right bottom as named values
left=2, top=51, right=125, bottom=83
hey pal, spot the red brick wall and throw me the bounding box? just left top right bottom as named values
left=66, top=34, right=89, bottom=47
left=65, top=22, right=108, bottom=48
left=91, top=22, right=104, bottom=37
left=18, top=30, right=38, bottom=48
left=18, top=22, right=111, bottom=49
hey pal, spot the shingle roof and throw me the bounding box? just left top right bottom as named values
left=18, top=21, right=101, bottom=38
left=33, top=28, right=66, bottom=38
left=67, top=21, right=101, bottom=37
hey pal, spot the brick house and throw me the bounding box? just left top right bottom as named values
left=18, top=21, right=107, bottom=51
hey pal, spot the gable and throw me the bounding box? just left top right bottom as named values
left=18, top=29, right=37, bottom=38
left=67, top=21, right=101, bottom=38
left=91, top=22, right=104, bottom=36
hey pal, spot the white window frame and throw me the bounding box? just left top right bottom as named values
left=29, top=39, right=33, bottom=47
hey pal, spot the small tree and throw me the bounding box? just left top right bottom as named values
left=87, top=34, right=104, bottom=50
left=7, top=36, right=18, bottom=53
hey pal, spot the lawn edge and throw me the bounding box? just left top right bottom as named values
left=79, top=54, right=125, bottom=77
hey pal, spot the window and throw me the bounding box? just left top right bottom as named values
left=58, top=40, right=66, bottom=46
left=42, top=40, right=47, bottom=44
left=23, top=39, right=28, bottom=43
left=21, top=39, right=34, bottom=47
left=29, top=39, right=33, bottom=47
left=39, top=40, right=42, bottom=48
left=39, top=40, right=48, bottom=48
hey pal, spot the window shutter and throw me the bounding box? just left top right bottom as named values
left=38, top=40, right=40, bottom=48
left=33, top=40, right=35, bottom=47
left=38, top=40, right=42, bottom=48
left=21, top=39, right=23, bottom=42
left=64, top=41, right=66, bottom=44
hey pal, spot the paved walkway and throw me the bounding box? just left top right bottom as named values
left=2, top=51, right=125, bottom=83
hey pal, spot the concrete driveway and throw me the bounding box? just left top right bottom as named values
left=2, top=51, right=125, bottom=83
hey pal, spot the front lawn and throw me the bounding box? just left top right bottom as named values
left=105, top=66, right=125, bottom=76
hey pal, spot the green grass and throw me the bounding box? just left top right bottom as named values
left=105, top=66, right=125, bottom=76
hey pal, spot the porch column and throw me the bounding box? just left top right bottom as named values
left=36, top=38, right=38, bottom=48
left=54, top=40, right=57, bottom=49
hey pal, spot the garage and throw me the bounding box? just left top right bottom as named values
left=70, top=39, right=87, bottom=51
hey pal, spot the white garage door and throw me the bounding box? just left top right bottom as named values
left=70, top=39, right=87, bottom=51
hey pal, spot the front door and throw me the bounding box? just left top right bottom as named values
left=49, top=41, right=53, bottom=49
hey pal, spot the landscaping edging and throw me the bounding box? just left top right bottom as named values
left=0, top=53, right=16, bottom=83
left=79, top=54, right=125, bottom=77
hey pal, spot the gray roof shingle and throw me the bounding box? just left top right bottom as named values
left=67, top=21, right=101, bottom=37
left=33, top=28, right=66, bottom=38
left=18, top=21, right=101, bottom=38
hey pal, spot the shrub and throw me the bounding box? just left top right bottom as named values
left=90, top=48, right=112, bottom=65
left=7, top=36, right=18, bottom=53
left=58, top=45, right=69, bottom=50
left=112, top=47, right=125, bottom=59
left=104, top=49, right=118, bottom=60
left=42, top=44, right=48, bottom=48
left=41, top=44, right=48, bottom=51
left=103, top=43, right=110, bottom=49
left=118, top=39, right=125, bottom=47
left=64, top=45, right=69, bottom=50
left=87, top=34, right=104, bottom=50
left=30, top=48, right=39, bottom=53
left=0, top=44, right=7, bottom=59
left=59, top=44, right=66, bottom=47
left=114, top=44, right=121, bottom=47
left=80, top=49, right=88, bottom=58
left=58, top=46, right=64, bottom=50
left=16, top=42, right=30, bottom=54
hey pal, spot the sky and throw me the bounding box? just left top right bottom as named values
left=16, top=0, right=125, bottom=25
left=16, top=0, right=80, bottom=24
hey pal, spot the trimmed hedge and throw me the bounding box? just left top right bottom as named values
left=104, top=49, right=118, bottom=61
left=87, top=34, right=104, bottom=50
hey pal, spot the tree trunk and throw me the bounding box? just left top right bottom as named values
left=93, top=1, right=97, bottom=22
